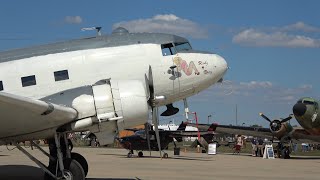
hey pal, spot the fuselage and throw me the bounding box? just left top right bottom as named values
left=0, top=28, right=227, bottom=107
left=0, top=28, right=228, bottom=142
left=293, top=97, right=320, bottom=135
left=119, top=130, right=173, bottom=151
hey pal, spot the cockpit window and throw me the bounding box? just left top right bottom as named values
left=303, top=100, right=315, bottom=105
left=174, top=42, right=192, bottom=52
left=161, top=43, right=176, bottom=56
left=135, top=130, right=146, bottom=139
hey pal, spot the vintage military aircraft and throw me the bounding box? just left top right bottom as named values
left=204, top=97, right=320, bottom=159
left=0, top=27, right=228, bottom=179
left=118, top=122, right=216, bottom=158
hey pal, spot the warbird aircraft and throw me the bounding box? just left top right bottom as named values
left=119, top=122, right=216, bottom=158
left=207, top=97, right=320, bottom=158
left=0, top=27, right=228, bottom=179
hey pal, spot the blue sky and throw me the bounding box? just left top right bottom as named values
left=1, top=0, right=320, bottom=127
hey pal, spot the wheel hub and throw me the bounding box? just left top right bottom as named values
left=62, top=170, right=73, bottom=180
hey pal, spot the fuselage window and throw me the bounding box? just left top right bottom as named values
left=54, top=70, right=69, bottom=81
left=174, top=42, right=192, bottom=52
left=21, top=75, right=36, bottom=87
left=161, top=43, right=176, bottom=56
left=0, top=81, right=3, bottom=91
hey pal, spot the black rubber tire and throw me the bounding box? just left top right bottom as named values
left=43, top=159, right=85, bottom=180
left=127, top=152, right=133, bottom=158
left=71, top=152, right=89, bottom=177
left=63, top=158, right=85, bottom=180
left=138, top=151, right=143, bottom=157
left=163, top=153, right=169, bottom=158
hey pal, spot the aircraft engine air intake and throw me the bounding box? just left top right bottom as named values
left=41, top=80, right=148, bottom=145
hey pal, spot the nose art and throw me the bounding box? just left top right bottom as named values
left=292, top=103, right=307, bottom=116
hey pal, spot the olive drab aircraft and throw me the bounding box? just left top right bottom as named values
left=207, top=97, right=320, bottom=159
left=0, top=27, right=228, bottom=179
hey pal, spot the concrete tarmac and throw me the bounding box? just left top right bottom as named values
left=0, top=146, right=319, bottom=180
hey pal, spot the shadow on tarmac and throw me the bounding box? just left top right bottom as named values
left=98, top=153, right=213, bottom=161
left=0, top=165, right=43, bottom=180
left=88, top=178, right=139, bottom=180
left=0, top=165, right=140, bottom=180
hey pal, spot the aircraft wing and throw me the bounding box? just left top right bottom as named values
left=0, top=92, right=78, bottom=142
left=169, top=131, right=216, bottom=137
left=290, top=129, right=320, bottom=142
left=188, top=123, right=273, bottom=138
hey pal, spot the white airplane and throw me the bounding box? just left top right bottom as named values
left=0, top=27, right=228, bottom=180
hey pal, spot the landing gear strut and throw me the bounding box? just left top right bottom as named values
left=14, top=132, right=87, bottom=180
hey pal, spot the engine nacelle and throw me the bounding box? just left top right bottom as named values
left=269, top=121, right=293, bottom=140
left=42, top=79, right=149, bottom=145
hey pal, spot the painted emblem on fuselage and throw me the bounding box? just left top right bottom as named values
left=173, top=57, right=200, bottom=76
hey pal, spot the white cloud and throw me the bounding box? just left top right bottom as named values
left=64, top=16, right=83, bottom=24
left=233, top=29, right=320, bottom=48
left=282, top=22, right=320, bottom=32
left=240, top=81, right=273, bottom=89
left=112, top=14, right=208, bottom=39
left=193, top=80, right=314, bottom=105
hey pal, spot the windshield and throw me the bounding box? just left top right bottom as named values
left=174, top=42, right=192, bottom=52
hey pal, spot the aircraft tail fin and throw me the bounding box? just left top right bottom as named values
left=177, top=121, right=188, bottom=131
left=208, top=123, right=218, bottom=131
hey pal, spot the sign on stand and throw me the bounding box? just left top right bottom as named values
left=263, top=144, right=275, bottom=159
left=208, top=143, right=217, bottom=155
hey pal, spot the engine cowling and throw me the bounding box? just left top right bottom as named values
left=41, top=79, right=149, bottom=145
left=269, top=120, right=293, bottom=140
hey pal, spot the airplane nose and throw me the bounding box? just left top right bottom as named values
left=216, top=55, right=228, bottom=75
left=293, top=103, right=307, bottom=116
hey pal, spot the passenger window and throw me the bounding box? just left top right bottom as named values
left=161, top=43, right=176, bottom=56
left=21, top=75, right=36, bottom=87
left=0, top=81, right=3, bottom=91
left=54, top=70, right=69, bottom=81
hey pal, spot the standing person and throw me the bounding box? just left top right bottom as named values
left=257, top=137, right=264, bottom=157
left=251, top=138, right=257, bottom=156
left=235, top=135, right=243, bottom=154
left=292, top=142, right=298, bottom=153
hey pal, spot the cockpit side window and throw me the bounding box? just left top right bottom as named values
left=174, top=42, right=192, bottom=52
left=161, top=43, right=176, bottom=56
left=304, top=100, right=315, bottom=105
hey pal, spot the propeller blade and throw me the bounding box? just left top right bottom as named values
left=144, top=74, right=151, bottom=100
left=281, top=114, right=293, bottom=123
left=259, top=113, right=272, bottom=123
left=152, top=107, right=162, bottom=158
left=148, top=65, right=154, bottom=96
left=145, top=123, right=151, bottom=156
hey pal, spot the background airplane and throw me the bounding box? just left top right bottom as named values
left=0, top=26, right=227, bottom=179
left=118, top=122, right=216, bottom=158
left=200, top=97, right=320, bottom=159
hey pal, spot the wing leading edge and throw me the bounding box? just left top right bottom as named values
left=0, top=92, right=77, bottom=143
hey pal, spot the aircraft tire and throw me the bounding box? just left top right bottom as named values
left=127, top=152, right=133, bottom=158
left=43, top=159, right=85, bottom=180
left=62, top=158, right=85, bottom=180
left=71, top=152, right=88, bottom=177
left=163, top=153, right=169, bottom=158
left=138, top=151, right=143, bottom=157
